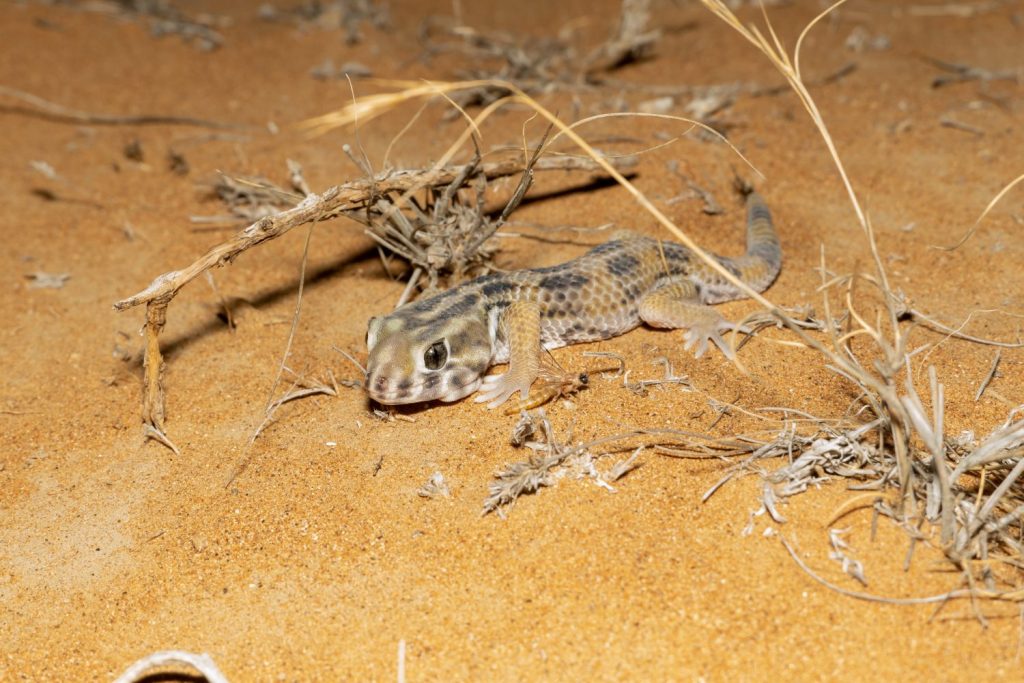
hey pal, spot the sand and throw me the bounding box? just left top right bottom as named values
left=2, top=0, right=1023, bottom=680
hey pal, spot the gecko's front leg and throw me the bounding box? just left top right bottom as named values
left=474, top=300, right=542, bottom=409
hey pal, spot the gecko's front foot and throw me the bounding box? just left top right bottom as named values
left=474, top=370, right=534, bottom=409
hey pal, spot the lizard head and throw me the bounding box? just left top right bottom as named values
left=365, top=304, right=497, bottom=405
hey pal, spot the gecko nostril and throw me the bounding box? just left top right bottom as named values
left=373, top=375, right=389, bottom=391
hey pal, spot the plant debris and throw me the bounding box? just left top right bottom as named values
left=418, top=0, right=659, bottom=114
left=340, top=135, right=539, bottom=296
left=82, top=0, right=229, bottom=51
left=25, top=271, right=71, bottom=289
left=927, top=55, right=1022, bottom=88
left=485, top=413, right=651, bottom=516
left=418, top=472, right=452, bottom=499
left=484, top=411, right=577, bottom=516
left=310, top=58, right=373, bottom=80
left=195, top=165, right=308, bottom=225
left=260, top=0, right=390, bottom=44
left=0, top=85, right=240, bottom=129
left=686, top=0, right=1024, bottom=609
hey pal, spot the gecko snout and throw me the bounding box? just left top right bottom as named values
left=367, top=371, right=414, bottom=403
left=370, top=374, right=390, bottom=395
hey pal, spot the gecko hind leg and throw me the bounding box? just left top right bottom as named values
left=639, top=278, right=750, bottom=360
left=474, top=300, right=542, bottom=408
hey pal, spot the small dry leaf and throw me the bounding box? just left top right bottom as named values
left=418, top=472, right=452, bottom=499
left=25, top=271, right=70, bottom=289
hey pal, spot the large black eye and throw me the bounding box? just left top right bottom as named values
left=423, top=340, right=448, bottom=370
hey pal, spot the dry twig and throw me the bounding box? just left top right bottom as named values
left=0, top=85, right=238, bottom=128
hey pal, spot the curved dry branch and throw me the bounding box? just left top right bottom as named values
left=115, top=156, right=616, bottom=311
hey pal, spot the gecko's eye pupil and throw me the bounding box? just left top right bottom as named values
left=423, top=340, right=447, bottom=370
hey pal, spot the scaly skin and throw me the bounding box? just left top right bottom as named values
left=365, top=192, right=781, bottom=407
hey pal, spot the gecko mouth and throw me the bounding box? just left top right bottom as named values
left=368, top=373, right=480, bottom=405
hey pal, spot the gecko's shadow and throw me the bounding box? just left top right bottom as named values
left=123, top=240, right=381, bottom=369
left=515, top=174, right=633, bottom=213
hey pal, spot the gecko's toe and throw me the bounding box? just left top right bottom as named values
left=684, top=320, right=749, bottom=361
left=474, top=372, right=531, bottom=408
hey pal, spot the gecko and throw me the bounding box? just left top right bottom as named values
left=365, top=190, right=781, bottom=408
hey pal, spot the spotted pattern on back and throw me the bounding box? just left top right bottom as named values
left=365, top=192, right=782, bottom=405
